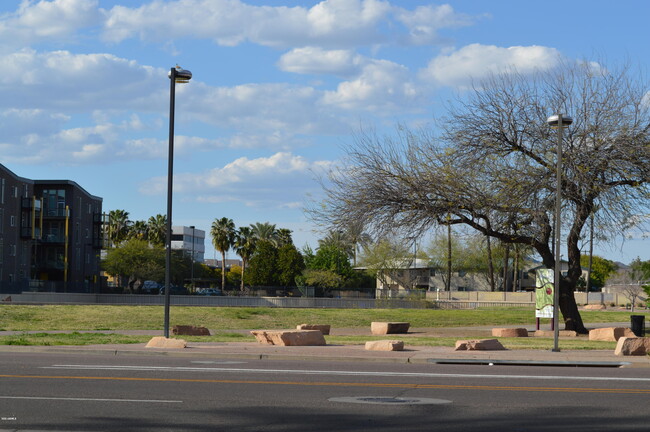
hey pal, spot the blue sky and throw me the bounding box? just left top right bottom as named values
left=1, top=0, right=649, bottom=264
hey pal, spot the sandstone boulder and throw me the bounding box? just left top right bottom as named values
left=533, top=330, right=579, bottom=338
left=491, top=328, right=528, bottom=337
left=589, top=327, right=635, bottom=342
left=250, top=330, right=326, bottom=346
left=583, top=304, right=606, bottom=310
left=172, top=325, right=211, bottom=336
left=145, top=336, right=187, bottom=349
left=296, top=324, right=331, bottom=335
left=455, top=339, right=506, bottom=351
left=371, top=322, right=410, bottom=335
left=365, top=340, right=405, bottom=351
left=615, top=337, right=650, bottom=356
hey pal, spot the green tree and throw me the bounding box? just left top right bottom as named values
left=107, top=209, right=131, bottom=247
left=277, top=243, right=305, bottom=287
left=211, top=217, right=236, bottom=290
left=101, top=239, right=164, bottom=293
left=247, top=240, right=279, bottom=286
left=580, top=255, right=617, bottom=290
left=308, top=243, right=352, bottom=277
left=250, top=222, right=279, bottom=246
left=147, top=214, right=167, bottom=246
left=234, top=226, right=256, bottom=291
left=302, top=268, right=344, bottom=293
left=129, top=220, right=148, bottom=241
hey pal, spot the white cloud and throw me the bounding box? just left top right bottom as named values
left=0, top=0, right=102, bottom=50
left=421, top=43, right=561, bottom=88
left=139, top=151, right=332, bottom=208
left=323, top=59, right=419, bottom=111
left=394, top=4, right=474, bottom=45
left=102, top=0, right=472, bottom=49
left=278, top=47, right=364, bottom=77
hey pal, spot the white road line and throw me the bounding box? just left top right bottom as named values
left=0, top=396, right=181, bottom=403
left=43, top=364, right=650, bottom=383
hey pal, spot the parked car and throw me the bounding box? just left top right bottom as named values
left=141, top=280, right=162, bottom=295
left=196, top=288, right=223, bottom=296
left=158, top=285, right=189, bottom=295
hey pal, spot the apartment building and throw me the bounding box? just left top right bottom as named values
left=0, top=164, right=103, bottom=293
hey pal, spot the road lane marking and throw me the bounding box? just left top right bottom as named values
left=0, top=395, right=181, bottom=403
left=1, top=374, right=649, bottom=394
left=43, top=364, right=650, bottom=383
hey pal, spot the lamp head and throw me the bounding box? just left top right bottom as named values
left=168, top=65, right=192, bottom=83
left=547, top=114, right=573, bottom=128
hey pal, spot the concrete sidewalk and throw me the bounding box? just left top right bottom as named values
left=0, top=325, right=648, bottom=368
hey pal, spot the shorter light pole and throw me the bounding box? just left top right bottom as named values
left=190, top=225, right=195, bottom=291
left=547, top=113, right=572, bottom=352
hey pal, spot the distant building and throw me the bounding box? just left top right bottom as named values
left=205, top=259, right=242, bottom=269
left=0, top=164, right=103, bottom=293
left=171, top=225, right=205, bottom=263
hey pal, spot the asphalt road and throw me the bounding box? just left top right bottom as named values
left=1, top=351, right=650, bottom=431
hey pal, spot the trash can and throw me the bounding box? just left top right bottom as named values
left=630, top=315, right=645, bottom=337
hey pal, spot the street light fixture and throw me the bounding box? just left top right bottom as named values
left=164, top=66, right=192, bottom=339
left=546, top=113, right=572, bottom=352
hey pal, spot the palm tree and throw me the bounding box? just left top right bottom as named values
left=344, top=221, right=372, bottom=266
left=277, top=228, right=293, bottom=247
left=130, top=220, right=148, bottom=241
left=147, top=214, right=167, bottom=246
left=234, top=226, right=256, bottom=291
left=319, top=230, right=354, bottom=261
left=250, top=222, right=278, bottom=246
left=211, top=217, right=236, bottom=290
left=108, top=209, right=131, bottom=247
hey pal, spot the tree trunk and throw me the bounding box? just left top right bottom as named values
left=446, top=222, right=451, bottom=291
left=240, top=258, right=246, bottom=292
left=221, top=251, right=227, bottom=290
left=486, top=234, right=495, bottom=292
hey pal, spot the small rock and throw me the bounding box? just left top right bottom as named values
left=615, top=337, right=650, bottom=356
left=455, top=339, right=506, bottom=351
left=491, top=328, right=528, bottom=337
left=589, top=327, right=635, bottom=342
left=145, top=336, right=187, bottom=349
left=371, top=322, right=410, bottom=335
left=250, top=330, right=326, bottom=346
left=365, top=340, right=404, bottom=351
left=296, top=324, right=331, bottom=335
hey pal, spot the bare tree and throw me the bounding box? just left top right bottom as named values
left=312, top=61, right=650, bottom=333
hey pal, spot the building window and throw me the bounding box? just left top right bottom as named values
left=9, top=244, right=16, bottom=256
left=1, top=178, right=4, bottom=204
left=0, top=239, right=3, bottom=264
left=10, top=215, right=15, bottom=227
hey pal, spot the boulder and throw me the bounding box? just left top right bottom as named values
left=172, top=325, right=211, bottom=336
left=615, top=337, right=650, bottom=356
left=491, top=328, right=528, bottom=337
left=454, top=339, right=506, bottom=351
left=371, top=322, right=410, bottom=335
left=533, top=330, right=579, bottom=338
left=296, top=324, right=331, bottom=335
left=365, top=340, right=404, bottom=351
left=145, top=336, right=187, bottom=349
left=250, top=330, right=326, bottom=346
left=589, top=327, right=635, bottom=342
left=583, top=304, right=607, bottom=310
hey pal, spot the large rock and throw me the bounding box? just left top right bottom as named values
left=589, top=327, right=635, bottom=342
left=365, top=340, right=404, bottom=351
left=583, top=304, right=607, bottom=310
left=250, top=330, right=326, bottom=346
left=533, top=330, right=579, bottom=338
left=492, top=328, right=528, bottom=337
left=296, top=324, right=331, bottom=335
left=145, top=337, right=187, bottom=349
left=455, top=339, right=506, bottom=351
left=172, top=325, right=211, bottom=336
left=371, top=322, right=410, bottom=335
left=615, top=337, right=650, bottom=356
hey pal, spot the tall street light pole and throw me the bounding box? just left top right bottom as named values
left=547, top=113, right=572, bottom=352
left=164, top=65, right=192, bottom=339
left=190, top=225, right=195, bottom=291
